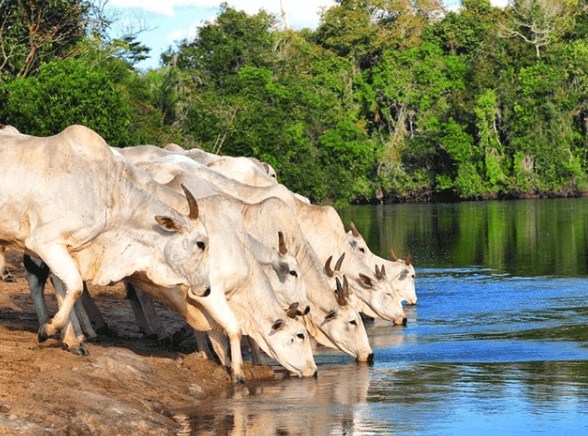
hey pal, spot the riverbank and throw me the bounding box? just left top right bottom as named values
left=0, top=250, right=276, bottom=434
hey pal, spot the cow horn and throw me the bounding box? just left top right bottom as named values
left=349, top=221, right=360, bottom=237
left=325, top=256, right=335, bottom=278
left=334, top=252, right=345, bottom=271
left=390, top=249, right=399, bottom=261
left=343, top=275, right=350, bottom=299
left=278, top=231, right=287, bottom=255
left=375, top=264, right=386, bottom=280
left=406, top=252, right=413, bottom=265
left=335, top=277, right=348, bottom=306
left=181, top=184, right=199, bottom=219
left=286, top=302, right=299, bottom=319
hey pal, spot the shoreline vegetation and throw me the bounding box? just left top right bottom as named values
left=1, top=1, right=587, bottom=206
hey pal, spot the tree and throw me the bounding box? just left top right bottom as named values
left=164, top=3, right=276, bottom=88
left=0, top=57, right=135, bottom=145
left=0, top=0, right=93, bottom=78
left=500, top=0, right=580, bottom=59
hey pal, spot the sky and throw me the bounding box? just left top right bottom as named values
left=101, top=0, right=508, bottom=70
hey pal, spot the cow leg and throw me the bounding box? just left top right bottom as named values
left=51, top=275, right=88, bottom=356
left=69, top=284, right=97, bottom=340
left=0, top=247, right=14, bottom=282
left=125, top=282, right=166, bottom=339
left=187, top=292, right=245, bottom=383
left=193, top=331, right=216, bottom=359
left=247, top=336, right=264, bottom=365
left=23, top=254, right=51, bottom=325
left=31, top=245, right=84, bottom=341
left=207, top=327, right=231, bottom=367
left=79, top=284, right=116, bottom=337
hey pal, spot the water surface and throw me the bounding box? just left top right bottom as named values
left=181, top=199, right=588, bottom=435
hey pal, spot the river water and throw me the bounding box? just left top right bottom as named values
left=180, top=198, right=588, bottom=435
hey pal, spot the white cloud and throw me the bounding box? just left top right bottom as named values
left=166, top=25, right=199, bottom=44
left=108, top=0, right=336, bottom=27
left=108, top=0, right=218, bottom=16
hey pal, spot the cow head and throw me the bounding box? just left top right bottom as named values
left=346, top=222, right=418, bottom=307
left=297, top=256, right=373, bottom=363
left=154, top=184, right=210, bottom=296
left=389, top=250, right=417, bottom=305
left=266, top=231, right=310, bottom=316
left=249, top=316, right=317, bottom=378
left=353, top=266, right=407, bottom=326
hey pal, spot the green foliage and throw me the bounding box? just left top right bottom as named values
left=0, top=57, right=134, bottom=145
left=0, top=0, right=93, bottom=78
left=1, top=0, right=587, bottom=203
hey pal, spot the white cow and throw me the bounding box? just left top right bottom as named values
left=237, top=196, right=374, bottom=363
left=130, top=156, right=374, bottom=362
left=347, top=221, right=417, bottom=305
left=119, top=151, right=301, bottom=209
left=150, top=194, right=317, bottom=379
left=0, top=125, right=22, bottom=283
left=119, top=155, right=375, bottom=361
left=0, top=125, right=211, bottom=349
left=294, top=200, right=407, bottom=326
left=130, top=143, right=278, bottom=186
left=125, top=189, right=373, bottom=363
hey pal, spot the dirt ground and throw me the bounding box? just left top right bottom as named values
left=0, top=250, right=277, bottom=434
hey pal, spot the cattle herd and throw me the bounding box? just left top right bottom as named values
left=0, top=124, right=417, bottom=383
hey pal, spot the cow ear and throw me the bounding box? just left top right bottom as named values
left=278, top=231, right=288, bottom=255
left=286, top=302, right=299, bottom=319
left=270, top=319, right=285, bottom=334
left=155, top=216, right=182, bottom=233
left=358, top=273, right=373, bottom=287
left=323, top=310, right=337, bottom=324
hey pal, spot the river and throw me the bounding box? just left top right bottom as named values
left=179, top=198, right=588, bottom=435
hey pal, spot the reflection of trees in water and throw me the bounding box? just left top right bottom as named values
left=339, top=198, right=588, bottom=276
left=181, top=362, right=372, bottom=434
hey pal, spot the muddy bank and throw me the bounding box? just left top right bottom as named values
left=0, top=250, right=277, bottom=434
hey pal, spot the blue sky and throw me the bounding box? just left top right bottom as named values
left=101, top=0, right=507, bottom=70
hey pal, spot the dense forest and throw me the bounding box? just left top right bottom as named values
left=1, top=0, right=587, bottom=205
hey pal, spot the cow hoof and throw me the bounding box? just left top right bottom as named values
left=64, top=343, right=89, bottom=356
left=74, top=345, right=89, bottom=356
left=233, top=375, right=246, bottom=384
left=37, top=326, right=50, bottom=343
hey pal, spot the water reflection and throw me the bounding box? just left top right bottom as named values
left=177, top=358, right=588, bottom=435
left=338, top=198, right=588, bottom=277
left=179, top=361, right=374, bottom=435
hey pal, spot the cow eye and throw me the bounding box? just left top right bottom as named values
left=289, top=270, right=298, bottom=277
left=350, top=320, right=357, bottom=326
left=197, top=241, right=206, bottom=250
left=359, top=247, right=366, bottom=253
left=297, top=333, right=305, bottom=340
